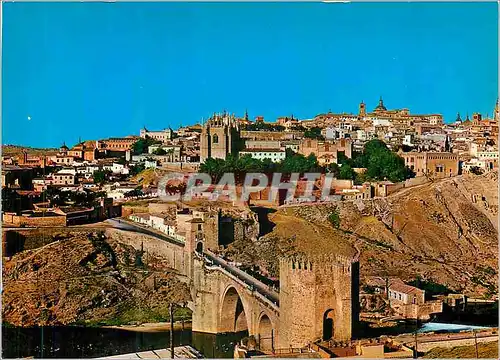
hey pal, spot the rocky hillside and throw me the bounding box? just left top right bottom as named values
left=227, top=172, right=498, bottom=297
left=2, top=232, right=191, bottom=327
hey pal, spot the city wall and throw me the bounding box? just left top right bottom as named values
left=3, top=212, right=67, bottom=227
left=2, top=228, right=96, bottom=257
left=104, top=228, right=187, bottom=273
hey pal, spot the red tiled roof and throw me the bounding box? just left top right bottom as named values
left=389, top=280, right=423, bottom=296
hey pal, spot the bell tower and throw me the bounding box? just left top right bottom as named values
left=358, top=101, right=366, bottom=117
left=201, top=112, right=241, bottom=162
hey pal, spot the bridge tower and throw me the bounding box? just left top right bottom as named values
left=277, top=254, right=359, bottom=349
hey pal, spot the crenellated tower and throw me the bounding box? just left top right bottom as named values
left=278, top=254, right=359, bottom=348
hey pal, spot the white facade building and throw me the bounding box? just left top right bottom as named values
left=239, top=149, right=286, bottom=163
left=140, top=127, right=173, bottom=143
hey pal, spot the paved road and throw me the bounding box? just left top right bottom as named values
left=395, top=329, right=498, bottom=345
left=204, top=250, right=280, bottom=305
left=106, top=218, right=185, bottom=247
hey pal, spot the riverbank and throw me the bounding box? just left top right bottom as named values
left=103, top=320, right=192, bottom=333
left=96, top=345, right=203, bottom=359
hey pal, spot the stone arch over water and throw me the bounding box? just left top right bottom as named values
left=219, top=286, right=249, bottom=333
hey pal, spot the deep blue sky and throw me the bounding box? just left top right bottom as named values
left=3, top=2, right=498, bottom=148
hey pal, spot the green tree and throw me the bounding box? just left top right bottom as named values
left=328, top=163, right=341, bottom=178
left=304, top=127, right=325, bottom=140
left=328, top=209, right=341, bottom=229
left=353, top=139, right=414, bottom=182
left=338, top=164, right=356, bottom=180
left=133, top=136, right=162, bottom=155
left=93, top=170, right=111, bottom=185
left=129, top=163, right=146, bottom=176
left=153, top=148, right=167, bottom=155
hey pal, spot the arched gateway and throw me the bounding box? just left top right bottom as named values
left=219, top=286, right=249, bottom=333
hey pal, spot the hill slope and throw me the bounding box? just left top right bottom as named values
left=227, top=172, right=498, bottom=297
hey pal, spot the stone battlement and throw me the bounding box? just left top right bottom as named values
left=279, top=254, right=355, bottom=274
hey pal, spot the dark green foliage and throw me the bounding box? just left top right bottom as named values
left=200, top=153, right=321, bottom=183
left=408, top=277, right=452, bottom=298
left=42, top=187, right=106, bottom=207
left=200, top=139, right=413, bottom=185
left=328, top=163, right=340, bottom=178
left=279, top=153, right=321, bottom=174
left=93, top=170, right=111, bottom=185
left=132, top=136, right=162, bottom=155
left=328, top=209, right=341, bottom=229
left=124, top=188, right=144, bottom=198
left=469, top=166, right=484, bottom=175
left=153, top=148, right=167, bottom=155
left=339, top=164, right=356, bottom=180
left=129, top=163, right=145, bottom=176
left=304, top=127, right=325, bottom=140
left=334, top=139, right=414, bottom=183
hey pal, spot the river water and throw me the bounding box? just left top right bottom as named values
left=2, top=326, right=248, bottom=359
left=417, top=322, right=492, bottom=334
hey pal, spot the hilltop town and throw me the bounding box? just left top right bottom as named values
left=2, top=98, right=498, bottom=358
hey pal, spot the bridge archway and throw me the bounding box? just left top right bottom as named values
left=219, top=286, right=249, bottom=333
left=258, top=313, right=274, bottom=351
left=323, top=309, right=335, bottom=341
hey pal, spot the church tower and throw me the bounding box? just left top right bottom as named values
left=358, top=101, right=366, bottom=117
left=201, top=112, right=241, bottom=162
left=373, top=96, right=387, bottom=113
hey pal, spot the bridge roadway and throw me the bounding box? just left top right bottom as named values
left=106, top=218, right=280, bottom=306
left=203, top=250, right=280, bottom=305
left=106, top=218, right=185, bottom=247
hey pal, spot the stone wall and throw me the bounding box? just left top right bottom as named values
left=148, top=202, right=177, bottom=215
left=105, top=228, right=186, bottom=273
left=2, top=228, right=94, bottom=257
left=3, top=213, right=66, bottom=227
left=404, top=176, right=429, bottom=188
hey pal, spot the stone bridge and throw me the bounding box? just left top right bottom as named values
left=189, top=251, right=280, bottom=350
left=112, top=218, right=360, bottom=350
left=188, top=248, right=359, bottom=350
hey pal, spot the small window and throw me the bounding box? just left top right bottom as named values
left=198, top=224, right=202, bottom=231
left=399, top=294, right=402, bottom=300
left=212, top=134, right=219, bottom=144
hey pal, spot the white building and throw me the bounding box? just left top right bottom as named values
left=477, top=151, right=499, bottom=161
left=239, top=149, right=286, bottom=163
left=107, top=190, right=125, bottom=200
left=462, top=158, right=487, bottom=173
left=111, top=163, right=130, bottom=175
left=145, top=160, right=158, bottom=169
left=140, top=127, right=173, bottom=143
left=403, top=134, right=414, bottom=147
left=325, top=127, right=348, bottom=140
left=371, top=118, right=392, bottom=127
left=356, top=130, right=368, bottom=141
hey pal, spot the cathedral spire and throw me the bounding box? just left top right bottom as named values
left=244, top=109, right=249, bottom=121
